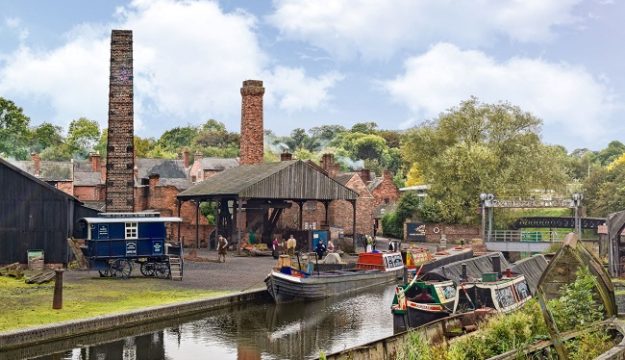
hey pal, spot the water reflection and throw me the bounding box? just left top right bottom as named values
left=14, top=285, right=396, bottom=360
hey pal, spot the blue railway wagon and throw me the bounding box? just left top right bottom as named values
left=81, top=214, right=182, bottom=279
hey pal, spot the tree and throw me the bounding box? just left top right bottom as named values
left=134, top=136, right=156, bottom=158
left=67, top=117, right=100, bottom=157
left=309, top=125, right=347, bottom=142
left=405, top=163, right=425, bottom=186
left=402, top=97, right=568, bottom=224
left=30, top=122, right=64, bottom=152
left=377, top=130, right=402, bottom=148
left=0, top=97, right=31, bottom=159
left=158, top=126, right=198, bottom=153
left=351, top=121, right=378, bottom=134
left=353, top=134, right=387, bottom=160
left=595, top=141, right=625, bottom=166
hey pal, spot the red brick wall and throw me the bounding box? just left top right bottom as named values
left=55, top=181, right=74, bottom=196
left=328, top=175, right=375, bottom=236
left=105, top=30, right=135, bottom=212
left=420, top=223, right=480, bottom=243
left=134, top=184, right=212, bottom=247
left=240, top=80, right=264, bottom=165
left=371, top=171, right=400, bottom=207
left=74, top=185, right=103, bottom=201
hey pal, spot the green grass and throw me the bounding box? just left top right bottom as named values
left=0, top=276, right=228, bottom=332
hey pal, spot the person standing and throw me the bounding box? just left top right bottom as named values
left=315, top=240, right=327, bottom=261
left=217, top=235, right=228, bottom=263
left=327, top=239, right=335, bottom=253
left=272, top=237, right=280, bottom=259
left=286, top=235, right=297, bottom=256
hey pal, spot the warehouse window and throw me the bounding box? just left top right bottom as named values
left=125, top=222, right=138, bottom=239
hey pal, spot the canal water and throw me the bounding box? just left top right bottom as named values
left=12, top=285, right=397, bottom=360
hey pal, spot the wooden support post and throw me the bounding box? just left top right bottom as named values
left=176, top=200, right=182, bottom=246
left=215, top=200, right=220, bottom=245
left=52, top=269, right=64, bottom=310
left=323, top=200, right=329, bottom=227
left=236, top=198, right=242, bottom=255
left=351, top=200, right=357, bottom=252
left=195, top=201, right=200, bottom=249
left=298, top=201, right=304, bottom=230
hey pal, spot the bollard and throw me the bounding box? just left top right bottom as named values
left=52, top=269, right=64, bottom=310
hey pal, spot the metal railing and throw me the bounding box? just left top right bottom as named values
left=486, top=230, right=565, bottom=243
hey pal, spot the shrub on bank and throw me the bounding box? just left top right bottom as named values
left=395, top=266, right=613, bottom=360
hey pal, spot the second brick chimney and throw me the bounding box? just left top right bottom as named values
left=240, top=80, right=265, bottom=165
left=182, top=150, right=190, bottom=168
left=31, top=153, right=41, bottom=177
left=89, top=152, right=101, bottom=172
left=280, top=152, right=293, bottom=161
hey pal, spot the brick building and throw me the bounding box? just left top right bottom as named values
left=189, top=153, right=239, bottom=182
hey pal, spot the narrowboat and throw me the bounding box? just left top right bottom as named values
left=265, top=251, right=404, bottom=303
left=404, top=246, right=473, bottom=280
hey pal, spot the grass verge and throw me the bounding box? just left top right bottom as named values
left=0, top=275, right=228, bottom=332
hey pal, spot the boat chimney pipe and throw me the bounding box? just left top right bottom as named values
left=491, top=255, right=501, bottom=279
left=461, top=263, right=467, bottom=281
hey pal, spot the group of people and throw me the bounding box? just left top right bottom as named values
left=271, top=235, right=335, bottom=260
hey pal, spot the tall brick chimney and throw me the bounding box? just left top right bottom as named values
left=89, top=152, right=101, bottom=172
left=31, top=153, right=41, bottom=177
left=240, top=80, right=265, bottom=165
left=182, top=150, right=190, bottom=168
left=359, top=169, right=371, bottom=183
left=105, top=30, right=135, bottom=212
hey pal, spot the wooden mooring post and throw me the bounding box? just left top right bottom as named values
left=52, top=269, right=64, bottom=310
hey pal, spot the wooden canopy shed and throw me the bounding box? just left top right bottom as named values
left=177, top=160, right=358, bottom=247
left=0, top=157, right=99, bottom=265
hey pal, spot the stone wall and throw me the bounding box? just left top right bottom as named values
left=105, top=30, right=135, bottom=212
left=239, top=80, right=264, bottom=165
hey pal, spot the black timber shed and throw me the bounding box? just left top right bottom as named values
left=0, top=157, right=99, bottom=265
left=177, top=160, right=359, bottom=247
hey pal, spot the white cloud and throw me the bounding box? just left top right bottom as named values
left=264, top=67, right=343, bottom=111
left=0, top=0, right=340, bottom=133
left=268, top=0, right=583, bottom=60
left=384, top=43, right=618, bottom=147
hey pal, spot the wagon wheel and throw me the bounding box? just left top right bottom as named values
left=140, top=262, right=156, bottom=277
left=112, top=259, right=133, bottom=279
left=98, top=268, right=110, bottom=277
left=154, top=262, right=170, bottom=279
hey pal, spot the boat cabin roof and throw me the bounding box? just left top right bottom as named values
left=81, top=217, right=183, bottom=224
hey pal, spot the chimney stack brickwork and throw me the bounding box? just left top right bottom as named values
left=240, top=80, right=265, bottom=165
left=105, top=30, right=135, bottom=212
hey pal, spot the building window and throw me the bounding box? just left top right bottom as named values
left=384, top=198, right=390, bottom=204
left=125, top=222, right=138, bottom=239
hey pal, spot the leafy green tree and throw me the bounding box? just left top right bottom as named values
left=40, top=143, right=73, bottom=161
left=377, top=130, right=402, bottom=148
left=595, top=140, right=625, bottom=166
left=402, top=97, right=568, bottom=224
left=308, top=125, right=347, bottom=142
left=67, top=117, right=100, bottom=157
left=353, top=134, right=387, bottom=160
left=278, top=128, right=321, bottom=152
left=134, top=136, right=156, bottom=158
left=94, top=129, right=108, bottom=157
left=158, top=126, right=198, bottom=152
left=30, top=122, right=64, bottom=152
left=0, top=97, right=31, bottom=159
left=351, top=121, right=378, bottom=134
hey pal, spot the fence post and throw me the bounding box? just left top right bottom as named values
left=52, top=269, right=64, bottom=310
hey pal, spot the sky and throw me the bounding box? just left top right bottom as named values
left=0, top=0, right=623, bottom=151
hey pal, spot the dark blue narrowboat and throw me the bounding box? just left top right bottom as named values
left=80, top=213, right=183, bottom=280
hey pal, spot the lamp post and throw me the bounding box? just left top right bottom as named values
left=480, top=193, right=494, bottom=242
left=572, top=192, right=583, bottom=239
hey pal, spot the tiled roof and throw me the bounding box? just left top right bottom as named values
left=136, top=159, right=187, bottom=179
left=74, top=171, right=102, bottom=186
left=333, top=173, right=354, bottom=186
left=10, top=160, right=73, bottom=181
left=199, top=157, right=239, bottom=171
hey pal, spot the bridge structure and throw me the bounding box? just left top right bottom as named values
left=479, top=193, right=605, bottom=253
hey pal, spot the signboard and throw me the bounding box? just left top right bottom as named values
left=485, top=199, right=575, bottom=209
left=98, top=225, right=109, bottom=239
left=406, top=222, right=426, bottom=242
left=383, top=253, right=404, bottom=271
left=126, top=241, right=137, bottom=256
left=153, top=242, right=163, bottom=255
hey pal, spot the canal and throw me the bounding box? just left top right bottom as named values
left=12, top=285, right=397, bottom=360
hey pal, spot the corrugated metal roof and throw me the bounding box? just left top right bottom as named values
left=178, top=160, right=358, bottom=201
